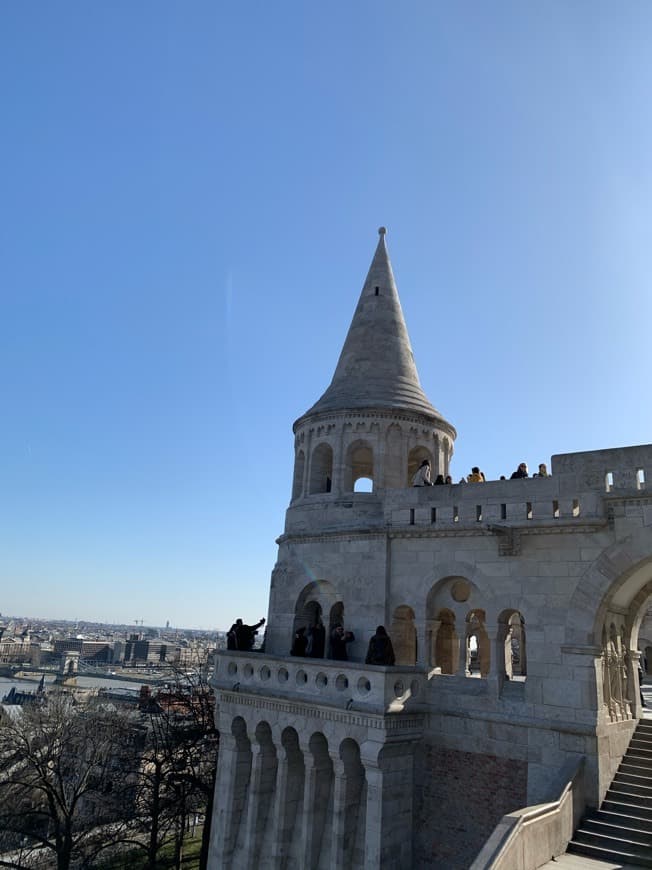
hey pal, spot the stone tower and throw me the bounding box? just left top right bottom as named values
left=209, top=230, right=652, bottom=869
left=291, top=226, right=455, bottom=496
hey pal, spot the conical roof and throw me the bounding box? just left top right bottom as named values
left=299, top=228, right=446, bottom=423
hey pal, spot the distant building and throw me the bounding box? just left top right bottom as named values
left=124, top=639, right=180, bottom=666
left=53, top=639, right=114, bottom=663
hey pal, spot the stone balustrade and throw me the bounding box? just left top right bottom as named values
left=212, top=650, right=424, bottom=713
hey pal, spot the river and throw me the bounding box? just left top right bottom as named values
left=0, top=672, right=162, bottom=701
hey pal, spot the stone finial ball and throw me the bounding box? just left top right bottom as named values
left=378, top=226, right=387, bottom=235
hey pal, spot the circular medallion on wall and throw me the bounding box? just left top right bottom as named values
left=451, top=579, right=470, bottom=602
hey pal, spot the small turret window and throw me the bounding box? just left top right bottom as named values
left=374, top=286, right=380, bottom=296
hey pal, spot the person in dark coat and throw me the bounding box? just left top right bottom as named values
left=306, top=618, right=326, bottom=658
left=330, top=624, right=355, bottom=661
left=290, top=626, right=308, bottom=656
left=232, top=617, right=266, bottom=651
left=510, top=463, right=529, bottom=479
left=365, top=625, right=396, bottom=666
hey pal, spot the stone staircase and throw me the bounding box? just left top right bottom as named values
left=567, top=718, right=652, bottom=867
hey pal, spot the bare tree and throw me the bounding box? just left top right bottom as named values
left=0, top=692, right=143, bottom=870
left=133, top=657, right=218, bottom=870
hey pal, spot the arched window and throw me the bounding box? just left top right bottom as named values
left=434, top=608, right=458, bottom=674
left=391, top=605, right=417, bottom=666
left=344, top=440, right=374, bottom=492
left=466, top=610, right=489, bottom=678
left=309, top=443, right=333, bottom=494
left=293, top=581, right=339, bottom=659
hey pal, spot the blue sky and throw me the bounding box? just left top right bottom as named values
left=1, top=3, right=650, bottom=629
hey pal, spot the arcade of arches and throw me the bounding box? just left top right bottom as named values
left=291, top=432, right=453, bottom=499
left=291, top=579, right=527, bottom=684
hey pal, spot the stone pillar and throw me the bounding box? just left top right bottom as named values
left=242, top=729, right=277, bottom=868
left=362, top=741, right=415, bottom=869
left=301, top=736, right=333, bottom=869
left=270, top=731, right=304, bottom=869
left=208, top=725, right=251, bottom=869
left=330, top=754, right=348, bottom=869
left=303, top=428, right=313, bottom=498
left=414, top=615, right=428, bottom=668
left=629, top=649, right=643, bottom=718
left=456, top=629, right=468, bottom=677
left=426, top=619, right=441, bottom=670
left=490, top=625, right=507, bottom=695
left=270, top=749, right=290, bottom=868
left=330, top=743, right=366, bottom=870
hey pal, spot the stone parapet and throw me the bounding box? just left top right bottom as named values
left=282, top=444, right=651, bottom=536
left=212, top=650, right=425, bottom=715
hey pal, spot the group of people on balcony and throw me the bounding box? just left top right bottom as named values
left=412, top=459, right=549, bottom=487
left=412, top=460, right=453, bottom=486
left=290, top=620, right=396, bottom=666
left=227, top=617, right=266, bottom=651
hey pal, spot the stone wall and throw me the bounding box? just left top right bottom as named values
left=413, top=743, right=527, bottom=869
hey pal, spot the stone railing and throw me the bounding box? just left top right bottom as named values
left=282, top=444, right=651, bottom=536
left=469, top=756, right=585, bottom=870
left=211, top=650, right=425, bottom=714
left=385, top=476, right=601, bottom=528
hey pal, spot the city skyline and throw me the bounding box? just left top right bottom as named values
left=2, top=3, right=651, bottom=629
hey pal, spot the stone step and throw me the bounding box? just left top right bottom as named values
left=602, top=796, right=652, bottom=820
left=611, top=779, right=652, bottom=800
left=567, top=839, right=652, bottom=868
left=581, top=818, right=652, bottom=848
left=625, top=752, right=652, bottom=769
left=605, top=786, right=652, bottom=810
left=572, top=829, right=652, bottom=860
left=617, top=768, right=652, bottom=787
left=588, top=807, right=651, bottom=833
left=631, top=743, right=652, bottom=755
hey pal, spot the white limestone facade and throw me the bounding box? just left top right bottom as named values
left=209, top=230, right=652, bottom=869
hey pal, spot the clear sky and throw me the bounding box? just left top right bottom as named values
left=1, top=3, right=651, bottom=630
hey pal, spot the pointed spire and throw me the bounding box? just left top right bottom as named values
left=300, top=228, right=445, bottom=422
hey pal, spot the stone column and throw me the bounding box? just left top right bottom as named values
left=270, top=732, right=304, bottom=869
left=242, top=733, right=277, bottom=868
left=426, top=619, right=441, bottom=670
left=303, top=428, right=313, bottom=498
left=329, top=743, right=366, bottom=870
left=361, top=740, right=415, bottom=869
left=330, top=754, right=348, bottom=869
left=270, top=749, right=290, bottom=868
left=628, top=648, right=642, bottom=718
left=414, top=615, right=428, bottom=668
left=456, top=628, right=468, bottom=677
left=490, top=625, right=507, bottom=695
left=208, top=725, right=251, bottom=869
left=300, top=737, right=333, bottom=869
